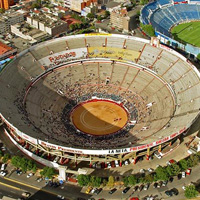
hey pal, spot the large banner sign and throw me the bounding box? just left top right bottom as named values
left=39, top=48, right=88, bottom=66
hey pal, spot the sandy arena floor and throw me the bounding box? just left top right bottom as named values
left=71, top=100, right=128, bottom=136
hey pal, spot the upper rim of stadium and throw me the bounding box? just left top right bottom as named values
left=140, top=0, right=200, bottom=37
left=0, top=34, right=200, bottom=151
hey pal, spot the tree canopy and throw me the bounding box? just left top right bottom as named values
left=184, top=185, right=199, bottom=199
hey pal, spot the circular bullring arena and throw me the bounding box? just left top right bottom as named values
left=0, top=34, right=200, bottom=167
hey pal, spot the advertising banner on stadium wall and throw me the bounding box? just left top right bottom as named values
left=21, top=133, right=38, bottom=145
left=38, top=127, right=186, bottom=155
left=38, top=48, right=88, bottom=66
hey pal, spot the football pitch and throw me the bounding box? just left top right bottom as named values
left=171, top=21, right=200, bottom=47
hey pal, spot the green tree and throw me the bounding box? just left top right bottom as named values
left=123, top=176, right=129, bottom=187
left=140, top=0, right=148, bottom=5
left=0, top=8, right=5, bottom=13
left=187, top=154, right=199, bottom=167
left=128, top=175, right=137, bottom=186
left=11, top=156, right=21, bottom=168
left=77, top=174, right=90, bottom=186
left=90, top=176, right=102, bottom=187
left=69, top=24, right=75, bottom=31
left=107, top=176, right=115, bottom=187
left=166, top=164, right=181, bottom=176
left=196, top=53, right=200, bottom=62
left=20, top=157, right=28, bottom=172
left=104, top=11, right=110, bottom=18
left=102, top=178, right=108, bottom=187
left=178, top=159, right=188, bottom=171
left=184, top=185, right=199, bottom=199
left=0, top=150, right=4, bottom=158
left=40, top=167, right=55, bottom=179
left=140, top=23, right=155, bottom=37
left=144, top=174, right=154, bottom=183
left=155, top=166, right=169, bottom=181
left=97, top=15, right=102, bottom=21
left=2, top=153, right=10, bottom=163
left=86, top=13, right=95, bottom=20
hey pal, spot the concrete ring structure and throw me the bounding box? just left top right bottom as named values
left=0, top=34, right=200, bottom=168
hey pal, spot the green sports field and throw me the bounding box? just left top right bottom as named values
left=171, top=21, right=200, bottom=47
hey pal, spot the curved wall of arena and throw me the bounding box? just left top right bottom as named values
left=0, top=34, right=200, bottom=155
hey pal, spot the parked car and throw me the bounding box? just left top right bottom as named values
left=171, top=188, right=179, bottom=196
left=16, top=169, right=22, bottom=175
left=140, top=169, right=145, bottom=173
left=1, top=163, right=6, bottom=171
left=166, top=159, right=176, bottom=166
left=153, top=182, right=158, bottom=188
left=154, top=152, right=162, bottom=159
left=36, top=177, right=43, bottom=182
left=109, top=188, right=117, bottom=194
left=133, top=185, right=139, bottom=192
left=107, top=162, right=111, bottom=168
left=91, top=188, right=96, bottom=194
left=85, top=187, right=93, bottom=194
left=94, top=188, right=102, bottom=195
left=115, top=160, right=119, bottom=167
left=169, top=177, right=174, bottom=183
left=147, top=168, right=153, bottom=172
left=157, top=181, right=163, bottom=188
left=138, top=184, right=144, bottom=191
left=177, top=174, right=182, bottom=180
left=122, top=187, right=130, bottom=194
left=144, top=183, right=150, bottom=190
left=165, top=190, right=173, bottom=197
left=124, top=160, right=129, bottom=166
left=182, top=171, right=186, bottom=178
left=27, top=173, right=33, bottom=178
left=186, top=168, right=191, bottom=175
left=162, top=180, right=168, bottom=187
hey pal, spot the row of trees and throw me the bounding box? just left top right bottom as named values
left=11, top=156, right=37, bottom=173
left=77, top=153, right=200, bottom=198
left=10, top=156, right=56, bottom=179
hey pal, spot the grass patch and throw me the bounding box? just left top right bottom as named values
left=171, top=21, right=200, bottom=47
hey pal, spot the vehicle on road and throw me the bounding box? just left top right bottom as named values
left=0, top=171, right=6, bottom=176
left=57, top=195, right=65, bottom=199
left=22, top=192, right=31, bottom=198
left=122, top=187, right=130, bottom=194
left=109, top=188, right=117, bottom=194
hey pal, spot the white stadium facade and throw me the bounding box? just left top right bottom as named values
left=0, top=34, right=200, bottom=169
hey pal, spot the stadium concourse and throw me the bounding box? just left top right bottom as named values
left=0, top=34, right=200, bottom=170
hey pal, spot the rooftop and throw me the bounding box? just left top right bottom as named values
left=0, top=42, right=13, bottom=55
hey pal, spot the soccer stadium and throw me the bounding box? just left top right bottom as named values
left=141, top=0, right=200, bottom=37
left=0, top=34, right=200, bottom=169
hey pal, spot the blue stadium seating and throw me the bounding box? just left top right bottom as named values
left=141, top=2, right=200, bottom=37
